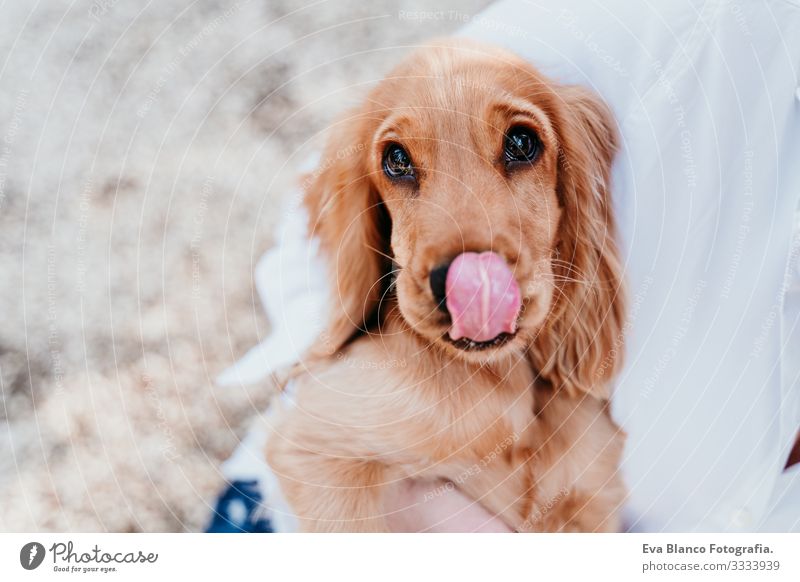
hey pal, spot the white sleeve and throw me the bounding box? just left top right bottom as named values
left=215, top=191, right=329, bottom=387
left=759, top=464, right=800, bottom=532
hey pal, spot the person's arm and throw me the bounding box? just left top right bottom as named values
left=383, top=479, right=513, bottom=533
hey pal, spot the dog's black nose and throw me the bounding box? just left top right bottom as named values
left=429, top=262, right=451, bottom=313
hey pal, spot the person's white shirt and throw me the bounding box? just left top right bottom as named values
left=218, top=0, right=800, bottom=532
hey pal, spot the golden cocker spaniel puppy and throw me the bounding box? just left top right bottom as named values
left=266, top=39, right=627, bottom=532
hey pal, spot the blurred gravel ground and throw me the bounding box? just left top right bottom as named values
left=0, top=0, right=489, bottom=531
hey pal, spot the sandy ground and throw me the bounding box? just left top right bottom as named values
left=0, top=0, right=489, bottom=532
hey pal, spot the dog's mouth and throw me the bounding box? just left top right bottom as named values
left=443, top=330, right=517, bottom=352
left=443, top=251, right=522, bottom=346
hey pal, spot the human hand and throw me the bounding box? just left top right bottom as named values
left=383, top=478, right=513, bottom=533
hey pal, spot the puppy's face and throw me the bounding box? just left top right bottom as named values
left=308, top=40, right=623, bottom=386
left=368, top=47, right=562, bottom=361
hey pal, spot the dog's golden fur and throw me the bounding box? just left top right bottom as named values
left=266, top=39, right=627, bottom=532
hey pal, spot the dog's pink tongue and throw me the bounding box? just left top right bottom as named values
left=445, top=252, right=521, bottom=343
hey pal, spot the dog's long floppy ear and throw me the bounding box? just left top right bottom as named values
left=531, top=86, right=626, bottom=400
left=304, top=111, right=390, bottom=357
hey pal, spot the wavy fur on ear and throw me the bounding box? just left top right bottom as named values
left=304, top=112, right=390, bottom=357
left=530, top=86, right=626, bottom=400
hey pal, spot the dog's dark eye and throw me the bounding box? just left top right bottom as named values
left=383, top=144, right=415, bottom=180
left=504, top=126, right=541, bottom=164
